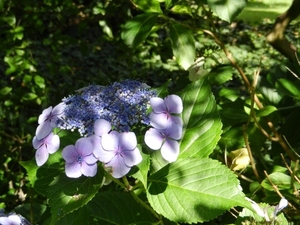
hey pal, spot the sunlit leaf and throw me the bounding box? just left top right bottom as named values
left=169, top=23, right=195, bottom=70
left=179, top=77, right=222, bottom=158
left=147, top=158, right=250, bottom=223
left=133, top=0, right=163, bottom=13
left=122, top=14, right=158, bottom=48
left=207, top=0, right=247, bottom=22
left=256, top=105, right=277, bottom=117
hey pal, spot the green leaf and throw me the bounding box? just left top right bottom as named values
left=164, top=0, right=173, bottom=9
left=34, top=75, right=46, bottom=89
left=207, top=0, right=247, bottom=22
left=22, top=92, right=38, bottom=101
left=133, top=0, right=163, bottom=13
left=276, top=78, right=300, bottom=99
left=48, top=168, right=104, bottom=225
left=131, top=152, right=150, bottom=188
left=219, top=126, right=245, bottom=150
left=219, top=87, right=239, bottom=102
left=122, top=14, right=158, bottom=48
left=169, top=23, right=195, bottom=70
left=179, top=77, right=222, bottom=158
left=261, top=172, right=291, bottom=191
left=53, top=206, right=90, bottom=225
left=21, top=152, right=104, bottom=225
left=208, top=65, right=233, bottom=85
left=87, top=192, right=156, bottom=224
left=170, top=4, right=193, bottom=16
left=147, top=158, right=250, bottom=223
left=0, top=86, right=12, bottom=96
left=3, top=12, right=16, bottom=26
left=256, top=105, right=277, bottom=117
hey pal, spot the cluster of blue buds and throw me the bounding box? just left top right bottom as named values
left=58, top=80, right=157, bottom=135
left=32, top=80, right=183, bottom=179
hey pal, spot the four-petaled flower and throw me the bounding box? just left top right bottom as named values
left=144, top=123, right=182, bottom=162
left=36, top=103, right=65, bottom=140
left=97, top=131, right=142, bottom=178
left=149, top=95, right=183, bottom=129
left=32, top=132, right=60, bottom=166
left=62, top=137, right=98, bottom=178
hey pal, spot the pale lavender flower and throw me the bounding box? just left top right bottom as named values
left=32, top=132, right=60, bottom=166
left=35, top=103, right=65, bottom=140
left=0, top=214, right=21, bottom=225
left=62, top=137, right=98, bottom=178
left=97, top=131, right=142, bottom=178
left=94, top=119, right=111, bottom=137
left=149, top=95, right=183, bottom=129
left=144, top=123, right=182, bottom=162
left=273, top=197, right=288, bottom=218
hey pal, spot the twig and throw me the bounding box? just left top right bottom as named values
left=203, top=29, right=296, bottom=161
left=242, top=125, right=261, bottom=182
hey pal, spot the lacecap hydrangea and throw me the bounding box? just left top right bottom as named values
left=32, top=80, right=183, bottom=178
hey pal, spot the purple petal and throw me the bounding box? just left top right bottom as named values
left=81, top=161, right=97, bottom=177
left=35, top=147, right=49, bottom=166
left=94, top=119, right=111, bottom=136
left=65, top=162, right=82, bottom=178
left=38, top=106, right=52, bottom=124
left=150, top=97, right=166, bottom=113
left=84, top=153, right=98, bottom=164
left=36, top=121, right=52, bottom=140
left=123, top=147, right=142, bottom=167
left=161, top=139, right=179, bottom=162
left=32, top=136, right=42, bottom=149
left=106, top=156, right=131, bottom=178
left=149, top=112, right=170, bottom=129
left=75, top=137, right=93, bottom=156
left=94, top=143, right=116, bottom=163
left=144, top=128, right=164, bottom=150
left=62, top=145, right=78, bottom=163
left=52, top=102, right=65, bottom=116
left=101, top=131, right=120, bottom=151
left=163, top=123, right=183, bottom=140
left=119, top=132, right=137, bottom=151
left=46, top=134, right=60, bottom=154
left=87, top=135, right=102, bottom=152
left=164, top=95, right=183, bottom=114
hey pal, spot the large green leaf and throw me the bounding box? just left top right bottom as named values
left=147, top=158, right=250, bottom=223
left=87, top=192, right=156, bottom=224
left=207, top=0, right=247, bottom=22
left=122, top=13, right=158, bottom=48
left=133, top=0, right=162, bottom=13
left=179, top=77, right=222, bottom=158
left=169, top=23, right=195, bottom=70
left=21, top=151, right=104, bottom=225
left=48, top=168, right=104, bottom=225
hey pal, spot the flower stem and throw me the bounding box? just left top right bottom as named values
left=122, top=176, right=162, bottom=223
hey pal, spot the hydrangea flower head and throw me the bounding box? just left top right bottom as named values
left=144, top=123, right=182, bottom=162
left=36, top=103, right=65, bottom=140
left=32, top=132, right=60, bottom=166
left=97, top=131, right=142, bottom=178
left=149, top=95, right=183, bottom=129
left=62, top=137, right=98, bottom=178
left=57, top=80, right=157, bottom=136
